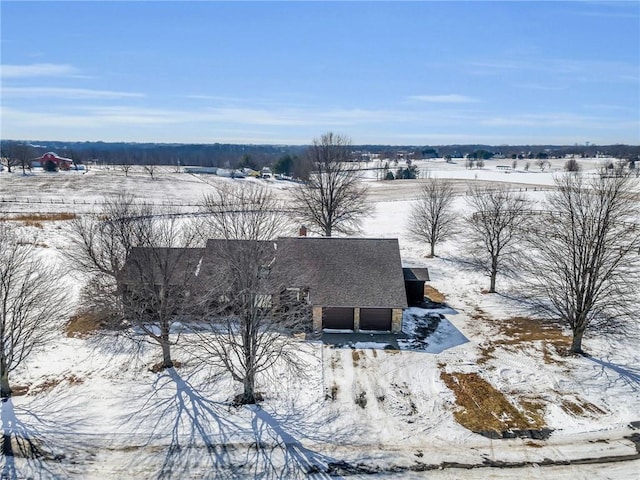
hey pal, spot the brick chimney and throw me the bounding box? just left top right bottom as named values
left=299, top=225, right=307, bottom=237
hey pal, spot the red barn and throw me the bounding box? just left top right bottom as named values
left=38, top=152, right=74, bottom=170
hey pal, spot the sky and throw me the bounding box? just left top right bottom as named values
left=1, top=1, right=639, bottom=146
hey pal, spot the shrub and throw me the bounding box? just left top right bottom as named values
left=564, top=159, right=581, bottom=172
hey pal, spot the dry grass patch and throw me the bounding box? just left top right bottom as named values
left=424, top=285, right=446, bottom=303
left=28, top=374, right=84, bottom=396
left=149, top=361, right=183, bottom=373
left=440, top=371, right=546, bottom=434
left=66, top=312, right=104, bottom=338
left=497, top=316, right=569, bottom=347
left=11, top=385, right=29, bottom=397
left=12, top=213, right=77, bottom=222
left=498, top=316, right=571, bottom=364
left=525, top=440, right=544, bottom=448
left=6, top=213, right=77, bottom=228
left=477, top=344, right=496, bottom=365
left=471, top=307, right=487, bottom=321
left=561, top=397, right=606, bottom=417
left=473, top=313, right=571, bottom=365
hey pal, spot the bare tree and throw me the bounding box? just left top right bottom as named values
left=0, top=223, right=69, bottom=398
left=290, top=132, right=369, bottom=236
left=120, top=162, right=133, bottom=177
left=119, top=217, right=201, bottom=369
left=144, top=164, right=158, bottom=179
left=408, top=178, right=458, bottom=257
left=196, top=183, right=308, bottom=404
left=66, top=193, right=154, bottom=278
left=536, top=159, right=549, bottom=171
left=0, top=142, right=17, bottom=173
left=564, top=158, right=581, bottom=172
left=1, top=141, right=33, bottom=174
left=526, top=173, right=640, bottom=354
left=66, top=194, right=199, bottom=369
left=465, top=186, right=530, bottom=293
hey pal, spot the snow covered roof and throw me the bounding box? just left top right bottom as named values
left=41, top=152, right=74, bottom=163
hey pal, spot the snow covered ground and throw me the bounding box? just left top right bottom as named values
left=1, top=158, right=639, bottom=478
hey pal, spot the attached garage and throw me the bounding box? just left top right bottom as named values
left=276, top=237, right=411, bottom=335
left=322, top=307, right=354, bottom=330
left=359, top=308, right=392, bottom=331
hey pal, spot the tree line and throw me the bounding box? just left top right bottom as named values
left=3, top=139, right=638, bottom=175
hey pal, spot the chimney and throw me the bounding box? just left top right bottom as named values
left=299, top=225, right=307, bottom=237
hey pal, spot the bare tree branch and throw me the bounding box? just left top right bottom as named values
left=290, top=132, right=369, bottom=237
left=408, top=178, right=458, bottom=257
left=195, top=184, right=309, bottom=404
left=464, top=186, right=530, bottom=293
left=0, top=223, right=69, bottom=398
left=525, top=173, right=640, bottom=354
left=66, top=193, right=200, bottom=370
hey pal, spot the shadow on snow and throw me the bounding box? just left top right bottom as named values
left=1, top=392, right=91, bottom=479
left=121, top=366, right=356, bottom=479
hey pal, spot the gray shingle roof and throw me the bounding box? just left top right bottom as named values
left=199, top=239, right=278, bottom=292
left=120, top=237, right=409, bottom=310
left=275, top=237, right=408, bottom=309
left=403, top=267, right=430, bottom=282
left=120, top=247, right=205, bottom=285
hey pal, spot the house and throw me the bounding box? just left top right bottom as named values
left=119, top=237, right=421, bottom=334
left=275, top=237, right=407, bottom=333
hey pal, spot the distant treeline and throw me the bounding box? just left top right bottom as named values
left=1, top=140, right=638, bottom=171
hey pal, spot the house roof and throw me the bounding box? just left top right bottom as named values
left=200, top=239, right=276, bottom=290
left=120, top=237, right=409, bottom=310
left=120, top=247, right=205, bottom=285
left=275, top=237, right=408, bottom=309
left=41, top=152, right=73, bottom=163
left=202, top=239, right=275, bottom=273
left=403, top=267, right=430, bottom=282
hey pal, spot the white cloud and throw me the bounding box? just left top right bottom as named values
left=2, top=87, right=145, bottom=99
left=479, top=112, right=637, bottom=131
left=408, top=94, right=479, bottom=103
left=1, top=63, right=79, bottom=78
left=469, top=58, right=639, bottom=83
left=517, top=83, right=568, bottom=91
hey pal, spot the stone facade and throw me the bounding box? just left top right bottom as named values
left=312, top=306, right=322, bottom=332
left=391, top=308, right=403, bottom=333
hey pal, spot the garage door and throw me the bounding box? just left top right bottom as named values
left=360, top=308, right=392, bottom=331
left=322, top=307, right=354, bottom=330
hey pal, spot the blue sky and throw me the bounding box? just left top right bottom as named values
left=1, top=1, right=638, bottom=145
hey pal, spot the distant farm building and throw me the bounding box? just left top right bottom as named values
left=34, top=152, right=74, bottom=171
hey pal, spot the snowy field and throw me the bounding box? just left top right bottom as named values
left=1, top=158, right=639, bottom=478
